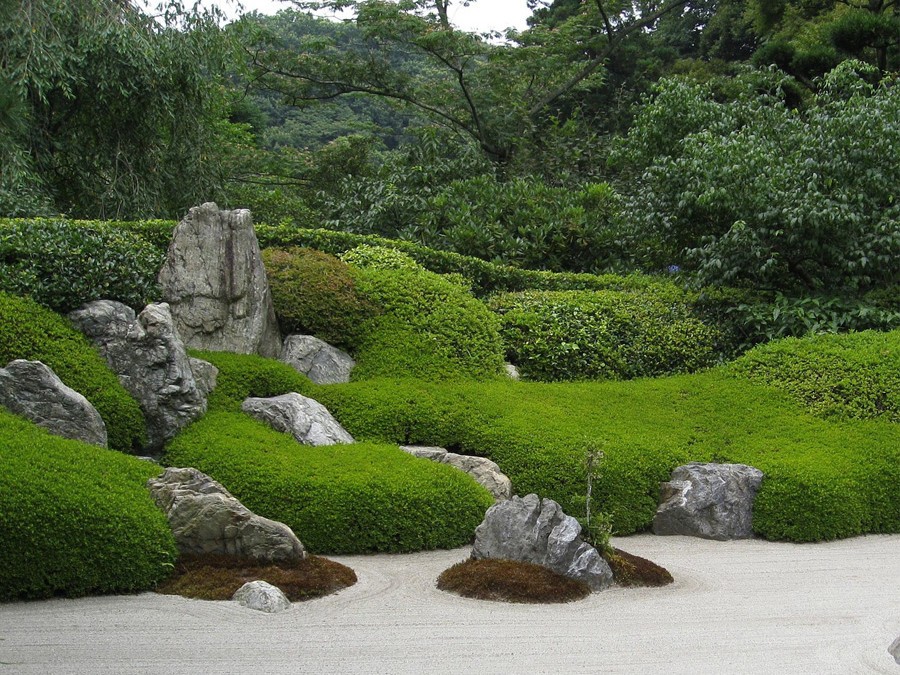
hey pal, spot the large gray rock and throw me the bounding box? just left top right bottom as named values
left=280, top=335, right=355, bottom=385
left=653, top=462, right=764, bottom=540
left=889, top=635, right=900, bottom=664
left=233, top=581, right=291, bottom=613
left=242, top=393, right=354, bottom=446
left=147, top=467, right=306, bottom=562
left=472, top=493, right=613, bottom=591
left=69, top=300, right=207, bottom=453
left=189, top=357, right=219, bottom=399
left=158, top=202, right=281, bottom=358
left=0, top=360, right=107, bottom=447
left=400, top=445, right=512, bottom=501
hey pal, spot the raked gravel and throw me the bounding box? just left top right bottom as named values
left=1, top=533, right=898, bottom=674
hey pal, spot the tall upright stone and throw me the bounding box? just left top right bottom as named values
left=158, top=202, right=281, bottom=358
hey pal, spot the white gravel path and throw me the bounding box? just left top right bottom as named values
left=1, top=534, right=899, bottom=674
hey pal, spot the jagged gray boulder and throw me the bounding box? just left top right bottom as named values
left=472, top=493, right=613, bottom=591
left=280, top=335, right=355, bottom=385
left=69, top=300, right=207, bottom=453
left=242, top=393, right=354, bottom=446
left=653, top=462, right=764, bottom=540
left=889, top=635, right=900, bottom=664
left=158, top=202, right=282, bottom=358
left=0, top=360, right=107, bottom=447
left=147, top=467, right=306, bottom=562
left=233, top=581, right=291, bottom=613
left=400, top=445, right=512, bottom=501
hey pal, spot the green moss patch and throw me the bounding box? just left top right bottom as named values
left=605, top=548, right=673, bottom=587
left=0, top=411, right=176, bottom=600
left=436, top=558, right=591, bottom=603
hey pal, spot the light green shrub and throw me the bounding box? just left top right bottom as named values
left=340, top=244, right=423, bottom=271
left=0, top=292, right=146, bottom=451
left=0, top=411, right=176, bottom=600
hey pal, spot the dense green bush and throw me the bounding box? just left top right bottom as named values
left=351, top=266, right=505, bottom=380
left=262, top=247, right=379, bottom=351
left=489, top=289, right=722, bottom=381
left=0, top=411, right=176, bottom=600
left=0, top=292, right=146, bottom=451
left=0, top=218, right=164, bottom=312
left=727, top=330, right=900, bottom=422
left=340, top=244, right=424, bottom=272
left=314, top=371, right=900, bottom=542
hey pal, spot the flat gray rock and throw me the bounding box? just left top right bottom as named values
left=280, top=335, right=355, bottom=384
left=148, top=467, right=306, bottom=563
left=242, top=393, right=354, bottom=446
left=0, top=359, right=107, bottom=447
left=233, top=581, right=291, bottom=613
left=158, top=202, right=282, bottom=358
left=400, top=445, right=512, bottom=501
left=472, top=493, right=613, bottom=591
left=653, top=462, right=764, bottom=540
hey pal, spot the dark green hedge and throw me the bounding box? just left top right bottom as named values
left=0, top=292, right=146, bottom=451
left=489, top=289, right=722, bottom=381
left=726, top=329, right=900, bottom=422
left=0, top=411, right=176, bottom=600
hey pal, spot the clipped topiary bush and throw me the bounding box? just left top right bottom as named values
left=0, top=410, right=176, bottom=600
left=262, top=247, right=379, bottom=351
left=0, top=218, right=164, bottom=312
left=726, top=329, right=900, bottom=422
left=350, top=266, right=505, bottom=381
left=0, top=292, right=145, bottom=451
left=489, top=288, right=722, bottom=381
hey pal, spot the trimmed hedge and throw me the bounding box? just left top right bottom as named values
left=489, top=289, right=722, bottom=381
left=0, top=292, right=146, bottom=451
left=0, top=410, right=176, bottom=600
left=165, top=352, right=494, bottom=554
left=0, top=218, right=164, bottom=312
left=312, top=371, right=900, bottom=542
left=726, top=329, right=900, bottom=422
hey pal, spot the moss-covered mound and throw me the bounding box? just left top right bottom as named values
left=165, top=353, right=494, bottom=554
left=437, top=558, right=591, bottom=603
left=313, top=371, right=900, bottom=543
left=0, top=292, right=145, bottom=451
left=155, top=554, right=356, bottom=601
left=726, top=329, right=900, bottom=422
left=0, top=411, right=176, bottom=600
left=605, top=548, right=673, bottom=587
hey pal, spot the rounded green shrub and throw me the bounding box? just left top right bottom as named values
left=726, top=329, right=900, bottom=422
left=489, top=289, right=722, bottom=381
left=351, top=266, right=505, bottom=380
left=0, top=219, right=164, bottom=312
left=262, top=247, right=379, bottom=351
left=0, top=411, right=176, bottom=600
left=340, top=244, right=424, bottom=272
left=0, top=292, right=146, bottom=451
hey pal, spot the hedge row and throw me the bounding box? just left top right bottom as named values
left=0, top=292, right=146, bottom=451
left=0, top=410, right=176, bottom=600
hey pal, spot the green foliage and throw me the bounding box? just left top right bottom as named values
left=262, top=247, right=379, bottom=351
left=0, top=218, right=165, bottom=312
left=727, top=329, right=900, bottom=422
left=0, top=292, right=145, bottom=451
left=340, top=244, right=424, bottom=272
left=0, top=411, right=176, bottom=599
left=314, top=369, right=900, bottom=542
left=351, top=266, right=505, bottom=380
left=489, top=288, right=722, bottom=381
left=613, top=64, right=900, bottom=293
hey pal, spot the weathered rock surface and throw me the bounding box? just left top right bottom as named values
left=0, top=360, right=107, bottom=447
left=69, top=300, right=207, bottom=452
left=280, top=335, right=355, bottom=385
left=233, top=581, right=291, bottom=614
left=505, top=363, right=520, bottom=380
left=147, top=467, right=306, bottom=562
left=889, top=636, right=900, bottom=664
left=189, top=357, right=218, bottom=399
left=158, top=202, right=282, bottom=358
left=400, top=445, right=512, bottom=501
left=472, top=493, right=613, bottom=591
left=242, top=393, right=354, bottom=446
left=653, top=462, right=764, bottom=541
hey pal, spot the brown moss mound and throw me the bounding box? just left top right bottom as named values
left=436, top=558, right=591, bottom=604
left=605, top=548, right=673, bottom=587
left=155, top=554, right=357, bottom=601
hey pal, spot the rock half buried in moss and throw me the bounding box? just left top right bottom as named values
left=242, top=393, right=354, bottom=446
